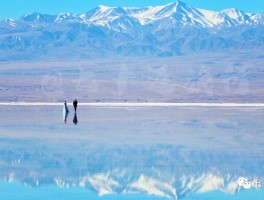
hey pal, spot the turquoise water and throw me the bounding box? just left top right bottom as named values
left=0, top=181, right=170, bottom=200
left=185, top=190, right=264, bottom=200
left=0, top=181, right=169, bottom=200
left=1, top=181, right=263, bottom=200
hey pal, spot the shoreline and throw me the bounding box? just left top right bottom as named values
left=0, top=102, right=264, bottom=107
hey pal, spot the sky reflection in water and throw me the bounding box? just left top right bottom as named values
left=0, top=106, right=263, bottom=200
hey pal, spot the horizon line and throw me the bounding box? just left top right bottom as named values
left=0, top=102, right=264, bottom=107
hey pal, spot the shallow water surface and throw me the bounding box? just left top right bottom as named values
left=0, top=106, right=263, bottom=199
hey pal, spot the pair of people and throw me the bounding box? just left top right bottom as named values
left=64, top=99, right=78, bottom=112
left=64, top=99, right=78, bottom=125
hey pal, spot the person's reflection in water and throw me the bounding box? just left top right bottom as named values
left=73, top=112, right=78, bottom=125
left=64, top=111, right=69, bottom=124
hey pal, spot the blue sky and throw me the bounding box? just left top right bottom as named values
left=0, top=0, right=264, bottom=20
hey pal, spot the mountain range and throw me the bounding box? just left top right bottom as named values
left=0, top=1, right=263, bottom=61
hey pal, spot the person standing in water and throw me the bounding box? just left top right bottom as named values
left=73, top=99, right=78, bottom=125
left=73, top=99, right=78, bottom=112
left=64, top=101, right=69, bottom=113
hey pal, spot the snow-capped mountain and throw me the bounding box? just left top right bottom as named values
left=1, top=137, right=263, bottom=199
left=2, top=143, right=263, bottom=199
left=13, top=1, right=262, bottom=28
left=0, top=1, right=263, bottom=61
left=20, top=12, right=57, bottom=23
left=76, top=172, right=239, bottom=199
left=3, top=170, right=254, bottom=199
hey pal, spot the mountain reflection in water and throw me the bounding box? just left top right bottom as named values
left=0, top=106, right=263, bottom=199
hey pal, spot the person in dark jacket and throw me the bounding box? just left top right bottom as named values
left=73, top=99, right=78, bottom=112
